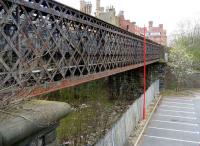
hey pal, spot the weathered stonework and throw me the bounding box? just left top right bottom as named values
left=157, top=63, right=167, bottom=90
left=0, top=100, right=71, bottom=146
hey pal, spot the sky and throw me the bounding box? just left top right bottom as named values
left=56, top=0, right=200, bottom=37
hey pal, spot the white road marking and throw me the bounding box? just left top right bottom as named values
left=162, top=101, right=194, bottom=106
left=149, top=126, right=200, bottom=134
left=144, top=135, right=200, bottom=144
left=164, top=98, right=193, bottom=102
left=156, top=114, right=197, bottom=120
left=159, top=109, right=195, bottom=114
left=152, top=120, right=199, bottom=126
left=160, top=105, right=194, bottom=110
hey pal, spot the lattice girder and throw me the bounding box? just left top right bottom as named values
left=0, top=0, right=162, bottom=95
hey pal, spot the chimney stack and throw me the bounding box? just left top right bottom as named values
left=96, top=0, right=100, bottom=17
left=149, top=21, right=153, bottom=27
left=80, top=0, right=92, bottom=15
left=159, top=24, right=163, bottom=29
left=80, top=0, right=84, bottom=12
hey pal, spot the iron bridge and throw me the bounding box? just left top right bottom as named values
left=0, top=0, right=163, bottom=97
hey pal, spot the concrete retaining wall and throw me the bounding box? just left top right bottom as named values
left=95, top=80, right=160, bottom=146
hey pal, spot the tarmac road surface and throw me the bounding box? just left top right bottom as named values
left=139, top=90, right=200, bottom=146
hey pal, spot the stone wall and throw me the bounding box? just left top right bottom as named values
left=17, top=125, right=58, bottom=146
left=98, top=8, right=119, bottom=26
left=0, top=100, right=71, bottom=146
left=183, top=73, right=200, bottom=88
left=165, top=66, right=200, bottom=89
left=95, top=80, right=160, bottom=146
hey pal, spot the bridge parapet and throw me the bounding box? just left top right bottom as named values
left=0, top=100, right=71, bottom=146
left=0, top=0, right=163, bottom=98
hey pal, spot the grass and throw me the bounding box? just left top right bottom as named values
left=40, top=70, right=157, bottom=145
left=41, top=78, right=136, bottom=145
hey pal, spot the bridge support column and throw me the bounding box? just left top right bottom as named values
left=157, top=63, right=167, bottom=91
left=107, top=69, right=144, bottom=100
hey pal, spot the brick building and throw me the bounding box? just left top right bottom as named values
left=118, top=11, right=141, bottom=35
left=93, top=0, right=167, bottom=45
left=80, top=0, right=92, bottom=15
left=141, top=21, right=167, bottom=45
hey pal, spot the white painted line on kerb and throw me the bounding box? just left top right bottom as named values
left=160, top=105, right=194, bottom=110
left=164, top=98, right=193, bottom=102
left=149, top=126, right=200, bottom=134
left=156, top=114, right=197, bottom=120
left=152, top=120, right=199, bottom=126
left=144, top=135, right=200, bottom=144
left=159, top=109, right=195, bottom=114
left=162, top=101, right=194, bottom=106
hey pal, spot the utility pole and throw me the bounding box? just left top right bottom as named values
left=143, top=26, right=147, bottom=119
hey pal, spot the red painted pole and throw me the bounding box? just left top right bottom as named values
left=143, top=26, right=147, bottom=119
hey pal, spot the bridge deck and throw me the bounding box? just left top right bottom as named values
left=30, top=59, right=159, bottom=97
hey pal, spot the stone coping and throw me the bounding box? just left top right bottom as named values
left=0, top=100, right=71, bottom=146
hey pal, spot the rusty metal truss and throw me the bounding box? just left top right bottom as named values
left=0, top=0, right=162, bottom=97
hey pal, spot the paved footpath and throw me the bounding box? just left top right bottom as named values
left=138, top=90, right=200, bottom=146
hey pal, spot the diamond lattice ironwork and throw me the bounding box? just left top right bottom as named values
left=0, top=0, right=163, bottom=97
